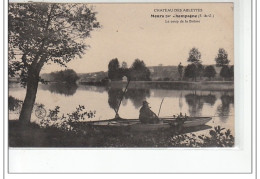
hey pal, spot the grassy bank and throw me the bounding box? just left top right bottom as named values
left=9, top=120, right=234, bottom=147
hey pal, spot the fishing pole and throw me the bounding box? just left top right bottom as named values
left=157, top=98, right=164, bottom=117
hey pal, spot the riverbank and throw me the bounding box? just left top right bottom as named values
left=79, top=81, right=234, bottom=91
left=9, top=120, right=234, bottom=147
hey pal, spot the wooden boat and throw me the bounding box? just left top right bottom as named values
left=70, top=116, right=212, bottom=132
left=163, top=117, right=212, bottom=128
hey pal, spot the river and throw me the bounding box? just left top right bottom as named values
left=9, top=83, right=234, bottom=135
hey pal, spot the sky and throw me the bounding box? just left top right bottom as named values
left=41, top=3, right=234, bottom=73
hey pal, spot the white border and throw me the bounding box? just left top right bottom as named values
left=3, top=0, right=255, bottom=177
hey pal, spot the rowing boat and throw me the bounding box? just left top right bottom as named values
left=163, top=117, right=212, bottom=128
left=70, top=116, right=212, bottom=132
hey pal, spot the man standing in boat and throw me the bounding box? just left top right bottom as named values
left=139, top=101, right=160, bottom=124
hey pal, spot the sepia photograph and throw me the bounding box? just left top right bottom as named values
left=8, top=2, right=234, bottom=148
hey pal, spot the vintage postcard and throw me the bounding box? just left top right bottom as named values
left=8, top=2, right=234, bottom=148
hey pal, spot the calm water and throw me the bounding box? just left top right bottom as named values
left=9, top=83, right=234, bottom=134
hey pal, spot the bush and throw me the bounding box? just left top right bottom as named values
left=8, top=96, right=22, bottom=111
left=169, top=126, right=234, bottom=147
left=39, top=105, right=96, bottom=132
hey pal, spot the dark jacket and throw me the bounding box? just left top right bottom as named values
left=139, top=106, right=159, bottom=124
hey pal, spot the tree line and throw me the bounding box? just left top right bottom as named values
left=108, top=58, right=151, bottom=81
left=179, top=48, right=234, bottom=81
left=108, top=48, right=234, bottom=82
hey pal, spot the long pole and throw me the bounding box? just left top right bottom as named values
left=157, top=98, right=164, bottom=117
left=115, top=80, right=131, bottom=116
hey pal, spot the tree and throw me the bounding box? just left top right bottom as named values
left=108, top=58, right=122, bottom=81
left=215, top=48, right=231, bottom=80
left=8, top=3, right=100, bottom=124
left=60, top=69, right=79, bottom=83
left=196, top=63, right=204, bottom=80
left=177, top=62, right=184, bottom=80
left=204, top=65, right=216, bottom=80
left=184, top=64, right=196, bottom=80
left=130, top=59, right=151, bottom=81
left=215, top=48, right=230, bottom=67
left=220, top=65, right=231, bottom=80
left=187, top=48, right=203, bottom=81
left=187, top=48, right=201, bottom=64
left=46, top=69, right=79, bottom=83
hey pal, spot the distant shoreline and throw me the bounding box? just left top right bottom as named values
left=79, top=80, right=234, bottom=91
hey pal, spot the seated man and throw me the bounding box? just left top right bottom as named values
left=139, top=101, right=159, bottom=124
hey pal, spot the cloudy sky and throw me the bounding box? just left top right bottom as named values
left=42, top=3, right=234, bottom=73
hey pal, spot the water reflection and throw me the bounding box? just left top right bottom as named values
left=40, top=83, right=78, bottom=96
left=185, top=93, right=204, bottom=117
left=107, top=88, right=124, bottom=111
left=179, top=92, right=183, bottom=110
left=217, top=94, right=234, bottom=122
left=124, top=89, right=150, bottom=109
left=77, top=85, right=107, bottom=93
left=107, top=88, right=151, bottom=111
left=9, top=84, right=234, bottom=135
left=202, top=94, right=217, bottom=106
left=38, top=84, right=233, bottom=123
left=185, top=92, right=217, bottom=117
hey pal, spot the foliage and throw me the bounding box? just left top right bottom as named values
left=215, top=48, right=230, bottom=67
left=45, top=69, right=79, bottom=83
left=108, top=58, right=122, bottom=81
left=9, top=3, right=100, bottom=84
left=187, top=48, right=201, bottom=64
left=169, top=126, right=234, bottom=147
left=8, top=96, right=22, bottom=111
left=107, top=59, right=150, bottom=81
left=9, top=3, right=100, bottom=123
left=10, top=117, right=234, bottom=147
left=130, top=59, right=151, bottom=81
left=220, top=65, right=231, bottom=80
left=196, top=63, right=204, bottom=79
left=40, top=105, right=96, bottom=131
left=204, top=65, right=216, bottom=80
left=184, top=63, right=204, bottom=80
left=184, top=64, right=196, bottom=79
left=186, top=48, right=204, bottom=81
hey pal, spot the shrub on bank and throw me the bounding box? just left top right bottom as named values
left=8, top=96, right=22, bottom=111
left=168, top=126, right=234, bottom=147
